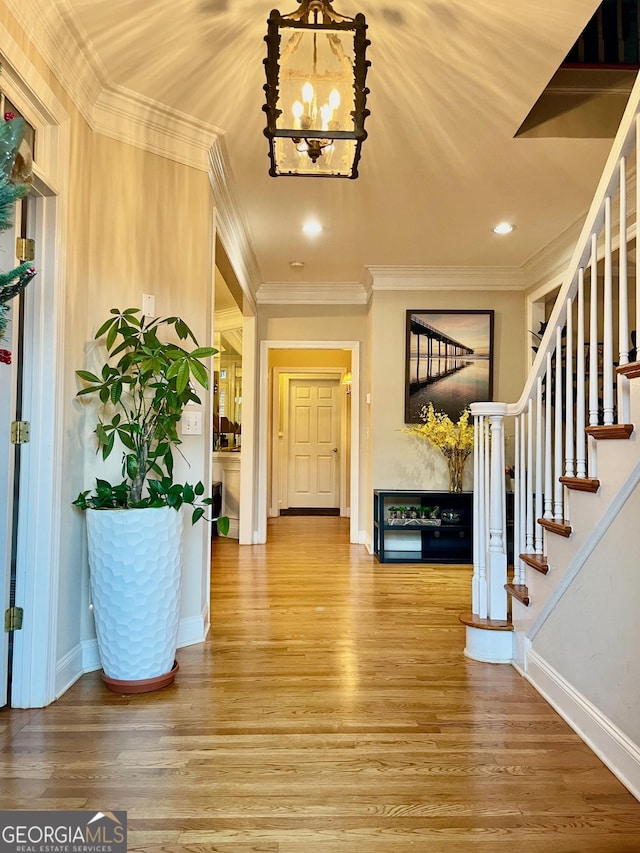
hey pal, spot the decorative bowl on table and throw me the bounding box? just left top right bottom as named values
left=441, top=510, right=461, bottom=524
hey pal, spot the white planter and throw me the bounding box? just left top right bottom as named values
left=86, top=506, right=183, bottom=689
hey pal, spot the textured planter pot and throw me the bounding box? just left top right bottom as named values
left=86, top=506, right=183, bottom=691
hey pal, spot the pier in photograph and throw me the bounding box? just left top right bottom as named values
left=408, top=315, right=474, bottom=393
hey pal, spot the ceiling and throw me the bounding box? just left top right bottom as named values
left=25, top=0, right=616, bottom=292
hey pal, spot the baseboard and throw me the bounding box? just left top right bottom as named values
left=55, top=644, right=89, bottom=698
left=200, top=602, right=210, bottom=640
left=526, top=649, right=640, bottom=801
left=177, top=613, right=207, bottom=648
left=223, top=518, right=240, bottom=539
left=81, top=638, right=101, bottom=672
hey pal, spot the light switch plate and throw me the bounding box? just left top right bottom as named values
left=181, top=411, right=202, bottom=435
left=142, top=293, right=155, bottom=316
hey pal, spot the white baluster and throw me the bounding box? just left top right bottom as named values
left=535, top=377, right=544, bottom=553
left=544, top=352, right=553, bottom=519
left=603, top=195, right=614, bottom=425
left=576, top=269, right=587, bottom=478
left=526, top=399, right=534, bottom=553
left=636, top=115, right=640, bottom=363
left=564, top=297, right=574, bottom=479
left=618, top=156, right=630, bottom=424
left=588, top=233, right=599, bottom=479
left=513, top=415, right=521, bottom=585
left=554, top=327, right=564, bottom=521
left=520, top=412, right=527, bottom=581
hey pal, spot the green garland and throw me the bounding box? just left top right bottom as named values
left=0, top=115, right=35, bottom=343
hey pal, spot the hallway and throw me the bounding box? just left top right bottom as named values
left=1, top=516, right=639, bottom=851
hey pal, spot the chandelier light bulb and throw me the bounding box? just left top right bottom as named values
left=329, top=89, right=341, bottom=110
left=302, top=82, right=314, bottom=104
left=292, top=101, right=304, bottom=122
left=320, top=103, right=332, bottom=130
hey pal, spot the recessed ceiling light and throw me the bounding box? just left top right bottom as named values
left=493, top=222, right=515, bottom=235
left=302, top=220, right=323, bottom=236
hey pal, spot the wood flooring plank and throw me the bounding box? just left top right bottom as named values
left=0, top=516, right=638, bottom=853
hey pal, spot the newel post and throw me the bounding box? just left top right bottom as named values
left=464, top=403, right=512, bottom=664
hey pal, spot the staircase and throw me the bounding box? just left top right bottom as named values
left=463, top=71, right=640, bottom=800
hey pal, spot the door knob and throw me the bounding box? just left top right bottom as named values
left=332, top=447, right=338, bottom=453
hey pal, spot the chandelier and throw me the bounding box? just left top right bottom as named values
left=263, top=0, right=371, bottom=178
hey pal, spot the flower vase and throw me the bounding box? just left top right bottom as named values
left=446, top=451, right=467, bottom=493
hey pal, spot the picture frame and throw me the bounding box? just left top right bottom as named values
left=405, top=309, right=494, bottom=423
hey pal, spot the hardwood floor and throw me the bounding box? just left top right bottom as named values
left=2, top=516, right=640, bottom=851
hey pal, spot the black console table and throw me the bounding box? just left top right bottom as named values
left=373, top=489, right=473, bottom=564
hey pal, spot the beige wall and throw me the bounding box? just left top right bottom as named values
left=370, top=289, right=527, bottom=505
left=269, top=348, right=351, bottom=369
left=258, top=292, right=527, bottom=544
left=81, top=135, right=215, bottom=629
left=259, top=303, right=368, bottom=343
left=1, top=1, right=217, bottom=670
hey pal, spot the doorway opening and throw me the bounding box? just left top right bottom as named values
left=257, top=341, right=360, bottom=545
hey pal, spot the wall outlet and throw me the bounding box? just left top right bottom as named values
left=181, top=411, right=202, bottom=435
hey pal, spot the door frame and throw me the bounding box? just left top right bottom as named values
left=257, top=340, right=360, bottom=544
left=271, top=369, right=348, bottom=517
left=0, top=198, right=22, bottom=707
left=1, top=30, right=69, bottom=706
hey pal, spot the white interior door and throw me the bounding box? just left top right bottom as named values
left=287, top=378, right=340, bottom=508
left=0, top=204, right=20, bottom=708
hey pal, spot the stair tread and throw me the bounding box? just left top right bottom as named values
left=505, top=583, right=530, bottom=606
left=616, top=361, right=640, bottom=379
left=519, top=552, right=549, bottom=574
left=538, top=517, right=572, bottom=537
left=458, top=612, right=513, bottom=631
left=585, top=423, right=633, bottom=440
left=559, top=476, right=600, bottom=493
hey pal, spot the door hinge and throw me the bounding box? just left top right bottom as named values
left=4, top=606, right=23, bottom=632
left=10, top=420, right=30, bottom=444
left=16, top=237, right=35, bottom=262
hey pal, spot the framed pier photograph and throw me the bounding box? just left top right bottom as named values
left=404, top=309, right=494, bottom=423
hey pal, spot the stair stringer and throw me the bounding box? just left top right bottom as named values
left=511, top=445, right=640, bottom=669
left=518, top=459, right=640, bottom=801
left=510, top=382, right=640, bottom=670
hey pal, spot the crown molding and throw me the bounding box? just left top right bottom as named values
left=4, top=0, right=104, bottom=126
left=93, top=86, right=220, bottom=172
left=215, top=306, right=243, bottom=331
left=256, top=281, right=368, bottom=305
left=7, top=0, right=222, bottom=171
left=367, top=266, right=528, bottom=291
left=209, top=139, right=261, bottom=314
left=219, top=327, right=243, bottom=355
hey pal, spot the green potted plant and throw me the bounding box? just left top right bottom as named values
left=74, top=308, right=228, bottom=693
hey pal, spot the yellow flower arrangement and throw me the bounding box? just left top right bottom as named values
left=403, top=403, right=474, bottom=491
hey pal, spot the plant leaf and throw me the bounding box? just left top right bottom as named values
left=76, top=370, right=101, bottom=383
